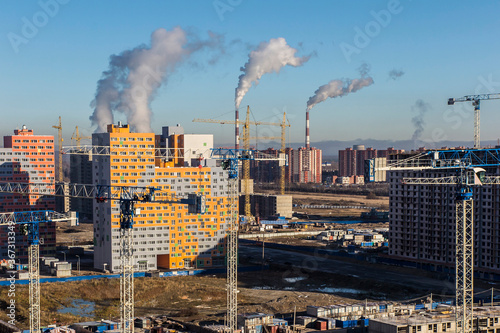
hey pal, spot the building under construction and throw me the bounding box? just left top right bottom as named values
left=238, top=193, right=292, bottom=219
left=388, top=150, right=500, bottom=279
left=370, top=305, right=500, bottom=333
left=69, top=153, right=93, bottom=221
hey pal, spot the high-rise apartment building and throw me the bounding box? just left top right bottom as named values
left=287, top=147, right=322, bottom=184
left=339, top=145, right=403, bottom=177
left=249, top=147, right=322, bottom=185
left=0, top=126, right=56, bottom=258
left=388, top=151, right=500, bottom=279
left=92, top=123, right=230, bottom=272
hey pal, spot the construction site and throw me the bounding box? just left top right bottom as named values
left=1, top=16, right=500, bottom=333
left=2, top=95, right=500, bottom=333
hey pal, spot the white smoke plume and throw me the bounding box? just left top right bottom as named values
left=306, top=63, right=374, bottom=111
left=235, top=37, right=310, bottom=110
left=90, top=27, right=224, bottom=133
left=388, top=69, right=404, bottom=80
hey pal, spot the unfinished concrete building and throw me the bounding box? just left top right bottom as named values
left=370, top=306, right=500, bottom=333
left=69, top=153, right=93, bottom=222
left=388, top=156, right=500, bottom=279
left=239, top=194, right=292, bottom=219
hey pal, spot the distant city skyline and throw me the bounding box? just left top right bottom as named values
left=2, top=1, right=500, bottom=146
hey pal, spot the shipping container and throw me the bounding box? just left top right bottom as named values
left=315, top=320, right=327, bottom=331
left=336, top=320, right=358, bottom=328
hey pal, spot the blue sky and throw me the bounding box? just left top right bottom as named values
left=1, top=0, right=500, bottom=147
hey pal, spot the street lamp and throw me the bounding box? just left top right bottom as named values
left=75, top=255, right=80, bottom=275
left=58, top=251, right=66, bottom=262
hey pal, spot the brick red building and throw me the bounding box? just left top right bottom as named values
left=287, top=147, right=322, bottom=183
left=339, top=145, right=403, bottom=177
left=0, top=126, right=56, bottom=258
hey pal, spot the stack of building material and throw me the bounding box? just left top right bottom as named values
left=44, top=326, right=76, bottom=333
left=42, top=257, right=59, bottom=274
left=50, top=261, right=71, bottom=277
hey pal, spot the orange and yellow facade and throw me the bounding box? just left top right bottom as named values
left=93, top=124, right=230, bottom=272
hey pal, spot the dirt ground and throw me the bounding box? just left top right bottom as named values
left=56, top=221, right=93, bottom=246
left=289, top=191, right=389, bottom=218
left=0, top=266, right=419, bottom=330
left=291, top=191, right=388, bottom=209
left=0, top=193, right=393, bottom=329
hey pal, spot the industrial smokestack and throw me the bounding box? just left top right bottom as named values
left=235, top=109, right=239, bottom=150
left=306, top=111, right=310, bottom=149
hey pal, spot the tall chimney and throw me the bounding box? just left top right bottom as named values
left=235, top=109, right=240, bottom=150
left=306, top=111, right=310, bottom=149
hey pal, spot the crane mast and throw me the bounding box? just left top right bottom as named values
left=71, top=126, right=91, bottom=148
left=243, top=106, right=251, bottom=219
left=52, top=116, right=63, bottom=182
left=0, top=182, right=203, bottom=333
left=448, top=93, right=500, bottom=148
left=212, top=148, right=286, bottom=332
left=193, top=107, right=290, bottom=213
left=0, top=211, right=78, bottom=333
left=383, top=148, right=500, bottom=333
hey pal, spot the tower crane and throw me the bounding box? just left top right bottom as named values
left=210, top=148, right=286, bottom=332
left=71, top=126, right=91, bottom=148
left=0, top=210, right=78, bottom=333
left=52, top=117, right=63, bottom=182
left=193, top=106, right=290, bottom=218
left=0, top=182, right=204, bottom=333
left=367, top=147, right=500, bottom=333
left=448, top=93, right=500, bottom=148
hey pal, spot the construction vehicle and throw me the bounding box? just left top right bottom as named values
left=448, top=93, right=500, bottom=148
left=0, top=182, right=204, bottom=333
left=366, top=148, right=500, bottom=333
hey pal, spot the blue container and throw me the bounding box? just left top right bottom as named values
left=336, top=320, right=358, bottom=328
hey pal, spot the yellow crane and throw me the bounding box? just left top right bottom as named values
left=52, top=116, right=63, bottom=182
left=71, top=126, right=91, bottom=147
left=193, top=106, right=290, bottom=218
left=279, top=112, right=289, bottom=195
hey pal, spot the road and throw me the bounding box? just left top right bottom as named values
left=239, top=243, right=456, bottom=295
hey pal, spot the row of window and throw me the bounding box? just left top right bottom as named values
left=110, top=137, right=153, bottom=142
